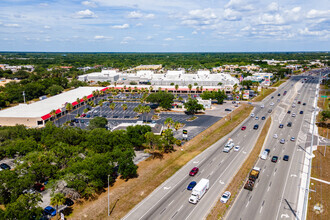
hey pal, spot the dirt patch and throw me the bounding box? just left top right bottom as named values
left=253, top=88, right=276, bottom=102
left=307, top=146, right=330, bottom=219
left=69, top=104, right=253, bottom=220
left=206, top=117, right=271, bottom=220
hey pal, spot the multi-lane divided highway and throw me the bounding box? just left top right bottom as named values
left=226, top=75, right=322, bottom=220
left=123, top=75, right=305, bottom=220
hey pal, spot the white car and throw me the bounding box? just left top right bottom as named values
left=251, top=113, right=255, bottom=117
left=261, top=104, right=264, bottom=108
left=255, top=117, right=259, bottom=120
left=270, top=102, right=274, bottom=106
left=273, top=134, right=278, bottom=139
left=290, top=137, right=295, bottom=141
left=292, top=113, right=296, bottom=117
left=220, top=191, right=231, bottom=203
left=234, top=146, right=240, bottom=151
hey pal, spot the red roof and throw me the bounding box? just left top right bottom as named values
left=101, top=87, right=108, bottom=91
left=80, top=98, right=84, bottom=102
left=72, top=101, right=78, bottom=106
left=41, top=114, right=51, bottom=120
left=87, top=94, right=93, bottom=99
left=55, top=109, right=61, bottom=114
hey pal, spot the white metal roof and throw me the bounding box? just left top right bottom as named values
left=0, top=87, right=104, bottom=118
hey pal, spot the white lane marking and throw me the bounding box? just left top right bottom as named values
left=290, top=174, right=297, bottom=177
left=259, top=206, right=263, bottom=213
left=273, top=172, right=276, bottom=176
left=219, top=180, right=225, bottom=184
left=210, top=171, right=214, bottom=176
left=201, top=169, right=205, bottom=173
left=221, top=159, right=224, bottom=163
left=246, top=201, right=250, bottom=208
left=168, top=200, right=174, bottom=207
left=193, top=161, right=199, bottom=164
left=281, top=213, right=290, bottom=218
left=242, top=151, right=247, bottom=154
left=164, top=186, right=171, bottom=190
left=178, top=205, right=184, bottom=212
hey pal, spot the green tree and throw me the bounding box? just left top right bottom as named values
left=45, top=84, right=64, bottom=96
left=146, top=91, right=174, bottom=110
left=184, top=98, right=205, bottom=115
left=122, top=103, right=128, bottom=111
left=88, top=117, right=108, bottom=129
left=164, top=117, right=174, bottom=129
left=188, top=84, right=192, bottom=93
left=50, top=193, right=66, bottom=219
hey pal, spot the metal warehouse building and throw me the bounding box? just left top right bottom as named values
left=0, top=87, right=104, bottom=127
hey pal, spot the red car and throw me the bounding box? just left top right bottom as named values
left=33, top=183, right=45, bottom=192
left=241, top=126, right=246, bottom=130
left=81, top=114, right=86, bottom=117
left=189, top=167, right=199, bottom=176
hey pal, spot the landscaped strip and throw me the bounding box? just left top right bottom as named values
left=70, top=104, right=253, bottom=219
left=253, top=88, right=276, bottom=102
left=206, top=117, right=271, bottom=220
left=307, top=146, right=329, bottom=219
left=272, top=79, right=287, bottom=87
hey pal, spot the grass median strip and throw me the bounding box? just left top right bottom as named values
left=70, top=104, right=253, bottom=220
left=206, top=116, right=271, bottom=220
left=272, top=80, right=286, bottom=87
left=253, top=88, right=276, bottom=102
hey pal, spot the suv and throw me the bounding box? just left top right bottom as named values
left=253, top=124, right=259, bottom=130
left=287, top=122, right=292, bottom=127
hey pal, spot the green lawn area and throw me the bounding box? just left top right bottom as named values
left=272, top=79, right=286, bottom=87
left=253, top=88, right=276, bottom=102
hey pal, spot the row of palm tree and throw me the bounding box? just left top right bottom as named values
left=133, top=104, right=151, bottom=121
left=164, top=117, right=182, bottom=131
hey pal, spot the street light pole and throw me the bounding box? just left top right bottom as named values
left=108, top=174, right=110, bottom=216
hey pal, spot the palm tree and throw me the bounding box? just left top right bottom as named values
left=65, top=103, right=73, bottom=123
left=83, top=96, right=88, bottom=105
left=50, top=193, right=66, bottom=220
left=174, top=121, right=181, bottom=131
left=196, top=86, right=200, bottom=93
left=200, top=86, right=203, bottom=93
left=188, top=84, right=192, bottom=94
left=164, top=117, right=174, bottom=129
left=175, top=84, right=179, bottom=95
left=144, top=105, right=151, bottom=122
left=122, top=104, right=128, bottom=111
left=109, top=103, right=116, bottom=117
left=50, top=109, right=57, bottom=125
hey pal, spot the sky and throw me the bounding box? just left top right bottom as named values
left=0, top=0, right=329, bottom=52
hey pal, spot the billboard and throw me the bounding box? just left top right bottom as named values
left=243, top=90, right=249, bottom=99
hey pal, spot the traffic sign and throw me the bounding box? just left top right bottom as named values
left=321, top=95, right=327, bottom=98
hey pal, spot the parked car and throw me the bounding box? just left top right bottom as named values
left=220, top=191, right=231, bottom=203
left=241, top=126, right=246, bottom=130
left=81, top=113, right=86, bottom=117
left=250, top=113, right=255, bottom=117
left=189, top=167, right=199, bottom=176
left=268, top=109, right=272, bottom=113
left=0, top=163, right=11, bottom=170
left=64, top=198, right=74, bottom=206
left=283, top=155, right=290, bottom=161
left=187, top=181, right=197, bottom=190
left=225, top=109, right=232, bottom=112
left=271, top=156, right=278, bottom=163
left=43, top=206, right=56, bottom=216
left=298, top=101, right=301, bottom=104
left=33, top=183, right=45, bottom=192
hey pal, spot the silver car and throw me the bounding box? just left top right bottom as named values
left=280, top=139, right=285, bottom=144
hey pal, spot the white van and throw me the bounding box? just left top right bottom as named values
left=260, top=150, right=269, bottom=160
left=251, top=113, right=255, bottom=117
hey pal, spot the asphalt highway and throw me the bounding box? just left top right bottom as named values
left=123, top=76, right=302, bottom=220
left=226, top=74, right=323, bottom=220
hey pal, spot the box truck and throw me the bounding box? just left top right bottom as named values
left=189, top=178, right=209, bottom=204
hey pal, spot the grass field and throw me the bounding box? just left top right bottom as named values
left=70, top=104, right=254, bottom=219
left=307, top=146, right=330, bottom=220
left=206, top=117, right=271, bottom=220
left=253, top=88, right=276, bottom=102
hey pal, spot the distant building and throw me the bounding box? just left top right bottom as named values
left=78, top=69, right=120, bottom=82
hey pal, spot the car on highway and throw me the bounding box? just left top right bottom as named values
left=290, top=137, right=295, bottom=141
left=241, top=126, right=246, bottom=130
left=43, top=206, right=56, bottom=217
left=261, top=104, right=264, bottom=108
left=65, top=198, right=74, bottom=206
left=0, top=163, right=11, bottom=170
left=187, top=181, right=197, bottom=190
left=292, top=104, right=296, bottom=108
left=261, top=116, right=266, bottom=120
left=300, top=111, right=304, bottom=114
left=283, top=155, right=290, bottom=161
left=303, top=103, right=306, bottom=105
left=225, top=109, right=232, bottom=111
left=298, top=101, right=301, bottom=104
left=189, top=167, right=199, bottom=176
left=279, top=124, right=284, bottom=128
left=287, top=110, right=291, bottom=114
left=278, top=94, right=281, bottom=96
left=280, top=139, right=285, bottom=144
left=253, top=124, right=259, bottom=130
left=271, top=156, right=278, bottom=163
left=220, top=191, right=231, bottom=203
left=234, top=146, right=240, bottom=152
left=273, top=134, right=278, bottom=139
left=287, top=122, right=292, bottom=127
left=255, top=116, right=259, bottom=120
left=250, top=113, right=255, bottom=117
left=261, top=149, right=270, bottom=160
left=271, top=96, right=274, bottom=99
left=268, top=109, right=272, bottom=113
left=292, top=113, right=296, bottom=117
left=270, top=102, right=274, bottom=106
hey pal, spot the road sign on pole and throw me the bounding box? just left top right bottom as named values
left=183, top=130, right=188, bottom=139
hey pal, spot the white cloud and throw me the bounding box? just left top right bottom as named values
left=120, top=36, right=135, bottom=44
left=223, top=8, right=241, bottom=21
left=267, top=2, right=279, bottom=12
left=112, top=24, right=130, bottom=29
left=94, top=35, right=113, bottom=40
left=128, top=11, right=155, bottom=19
left=306, top=9, right=330, bottom=18
left=177, top=36, right=184, bottom=39
left=299, top=27, right=329, bottom=36
left=192, top=30, right=198, bottom=35
left=82, top=1, right=97, bottom=8
left=136, top=23, right=143, bottom=26
left=225, top=0, right=254, bottom=11
left=164, top=38, right=173, bottom=41
left=44, top=25, right=51, bottom=29
left=4, top=24, right=20, bottom=27
left=74, top=9, right=97, bottom=19
left=146, top=36, right=153, bottom=40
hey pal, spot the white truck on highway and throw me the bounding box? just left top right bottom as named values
left=223, top=138, right=235, bottom=153
left=189, top=178, right=209, bottom=204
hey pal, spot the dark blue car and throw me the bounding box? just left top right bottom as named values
left=44, top=206, right=56, bottom=216
left=187, top=181, right=197, bottom=190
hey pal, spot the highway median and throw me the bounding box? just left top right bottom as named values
left=206, top=116, right=271, bottom=220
